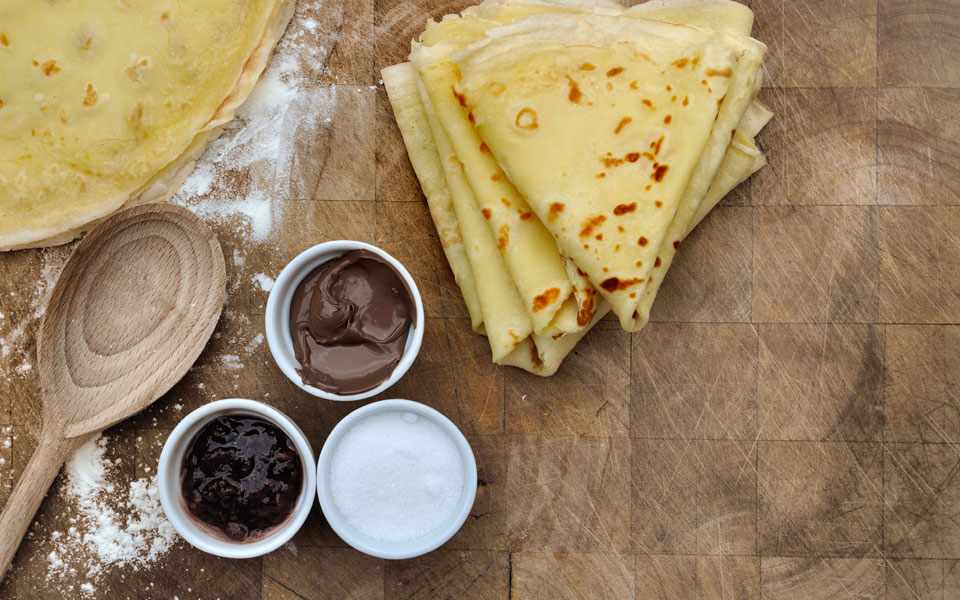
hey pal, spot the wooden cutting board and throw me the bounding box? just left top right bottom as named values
left=1, top=0, right=958, bottom=598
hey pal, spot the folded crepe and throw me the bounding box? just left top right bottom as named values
left=0, top=0, right=295, bottom=250
left=411, top=30, right=599, bottom=336
left=380, top=63, right=485, bottom=333
left=688, top=99, right=772, bottom=234
left=458, top=0, right=770, bottom=231
left=383, top=62, right=608, bottom=375
left=435, top=0, right=768, bottom=329
left=453, top=12, right=744, bottom=330
left=383, top=0, right=771, bottom=374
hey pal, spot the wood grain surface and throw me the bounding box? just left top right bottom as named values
left=1, top=0, right=959, bottom=598
left=0, top=203, right=225, bottom=578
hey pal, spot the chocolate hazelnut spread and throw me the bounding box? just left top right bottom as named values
left=289, top=249, right=414, bottom=395
left=181, top=415, right=303, bottom=542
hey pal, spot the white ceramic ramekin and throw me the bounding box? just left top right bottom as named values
left=316, top=399, right=477, bottom=560
left=264, top=241, right=425, bottom=401
left=157, top=399, right=317, bottom=559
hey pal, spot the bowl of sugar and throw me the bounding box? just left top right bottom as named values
left=316, top=399, right=477, bottom=559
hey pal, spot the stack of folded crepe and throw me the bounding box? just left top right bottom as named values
left=382, top=0, right=772, bottom=376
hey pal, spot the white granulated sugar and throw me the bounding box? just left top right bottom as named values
left=172, top=5, right=336, bottom=245
left=252, top=272, right=275, bottom=292
left=45, top=434, right=178, bottom=591
left=330, top=411, right=465, bottom=543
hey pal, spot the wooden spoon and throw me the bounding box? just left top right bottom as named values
left=0, top=203, right=226, bottom=576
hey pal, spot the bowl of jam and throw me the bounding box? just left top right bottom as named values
left=264, top=240, right=425, bottom=401
left=158, top=399, right=317, bottom=558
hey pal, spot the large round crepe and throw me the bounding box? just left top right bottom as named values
left=0, top=0, right=294, bottom=250
left=454, top=13, right=739, bottom=330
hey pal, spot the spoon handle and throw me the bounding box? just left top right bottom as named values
left=0, top=432, right=81, bottom=579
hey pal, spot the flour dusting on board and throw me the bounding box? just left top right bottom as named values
left=42, top=435, right=177, bottom=597
left=167, top=5, right=335, bottom=365
left=172, top=3, right=336, bottom=245
left=0, top=247, right=70, bottom=380
left=252, top=273, right=275, bottom=292
left=0, top=427, right=11, bottom=499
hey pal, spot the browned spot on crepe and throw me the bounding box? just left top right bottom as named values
left=532, top=287, right=561, bottom=312
left=600, top=277, right=644, bottom=292
left=580, top=215, right=606, bottom=238
left=41, top=59, right=60, bottom=76
left=82, top=83, right=98, bottom=106
left=566, top=75, right=582, bottom=104
left=516, top=107, right=538, bottom=130
left=577, top=287, right=596, bottom=326
left=652, top=164, right=669, bottom=182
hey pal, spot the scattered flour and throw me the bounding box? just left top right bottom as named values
left=0, top=247, right=70, bottom=379
left=222, top=354, right=244, bottom=369
left=244, top=333, right=265, bottom=354
left=44, top=435, right=178, bottom=595
left=171, top=2, right=337, bottom=247
left=252, top=273, right=275, bottom=292
left=0, top=429, right=10, bottom=491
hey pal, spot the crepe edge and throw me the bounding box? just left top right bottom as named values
left=1, top=0, right=297, bottom=252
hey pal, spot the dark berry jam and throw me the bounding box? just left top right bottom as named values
left=180, top=415, right=303, bottom=542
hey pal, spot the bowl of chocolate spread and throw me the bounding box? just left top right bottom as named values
left=265, top=241, right=425, bottom=401
left=158, top=399, right=317, bottom=558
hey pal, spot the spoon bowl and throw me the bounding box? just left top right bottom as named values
left=0, top=203, right=225, bottom=576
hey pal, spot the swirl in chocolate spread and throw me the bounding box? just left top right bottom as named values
left=289, top=249, right=414, bottom=395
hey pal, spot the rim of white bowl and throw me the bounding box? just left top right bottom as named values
left=264, top=241, right=425, bottom=402
left=316, top=399, right=478, bottom=560
left=157, top=399, right=317, bottom=559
